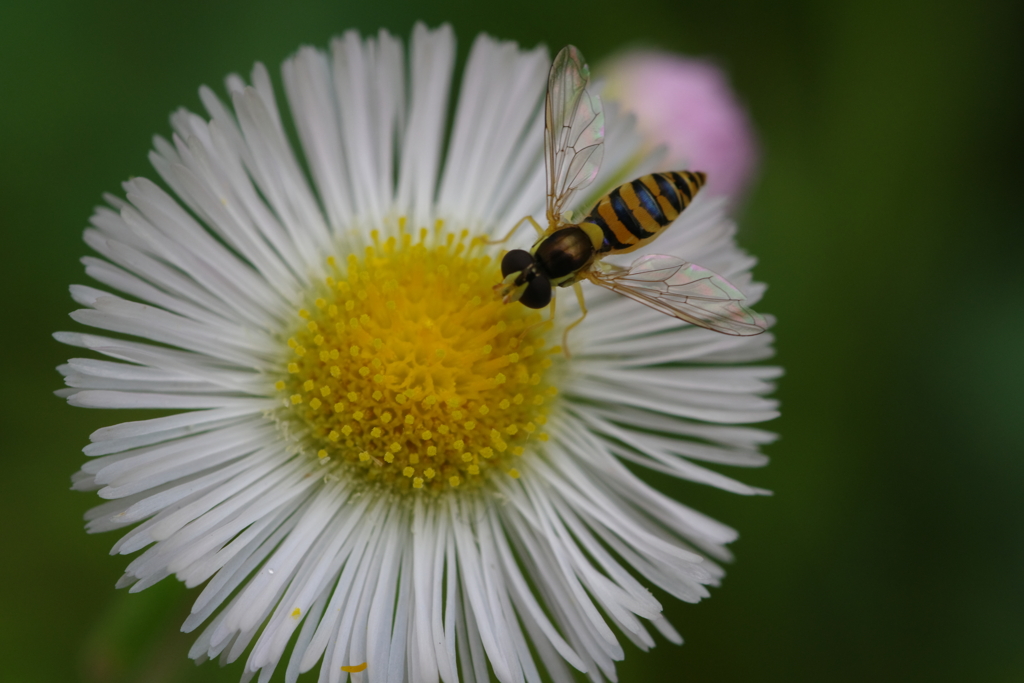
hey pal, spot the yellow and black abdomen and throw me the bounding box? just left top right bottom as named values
left=581, top=171, right=706, bottom=255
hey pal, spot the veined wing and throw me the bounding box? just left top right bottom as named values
left=545, top=45, right=605, bottom=227
left=588, top=254, right=768, bottom=336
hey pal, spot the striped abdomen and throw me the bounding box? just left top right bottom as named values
left=581, top=171, right=706, bottom=255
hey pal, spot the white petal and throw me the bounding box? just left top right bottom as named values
left=394, top=24, right=456, bottom=229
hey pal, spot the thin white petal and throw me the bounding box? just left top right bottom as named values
left=394, top=24, right=455, bottom=228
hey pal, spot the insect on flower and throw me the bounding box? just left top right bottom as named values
left=56, top=26, right=778, bottom=683
left=496, top=45, right=768, bottom=351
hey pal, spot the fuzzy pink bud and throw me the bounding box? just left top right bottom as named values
left=600, top=50, right=759, bottom=199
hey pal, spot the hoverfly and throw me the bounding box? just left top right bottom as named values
left=496, top=45, right=767, bottom=352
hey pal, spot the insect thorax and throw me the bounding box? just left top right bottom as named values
left=531, top=227, right=596, bottom=287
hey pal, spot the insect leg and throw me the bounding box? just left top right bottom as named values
left=479, top=215, right=545, bottom=245
left=516, top=292, right=557, bottom=344
left=561, top=282, right=589, bottom=357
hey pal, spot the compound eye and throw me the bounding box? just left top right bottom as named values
left=501, top=249, right=535, bottom=278
left=519, top=275, right=552, bottom=309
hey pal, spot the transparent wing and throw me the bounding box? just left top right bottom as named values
left=545, top=45, right=605, bottom=226
left=588, top=254, right=768, bottom=336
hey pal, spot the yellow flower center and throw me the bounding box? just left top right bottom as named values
left=276, top=226, right=557, bottom=493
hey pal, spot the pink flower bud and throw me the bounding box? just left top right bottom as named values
left=600, top=50, right=759, bottom=199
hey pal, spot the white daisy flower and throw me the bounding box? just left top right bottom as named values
left=57, top=23, right=778, bottom=683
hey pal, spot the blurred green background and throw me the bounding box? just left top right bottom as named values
left=2, top=0, right=1022, bottom=681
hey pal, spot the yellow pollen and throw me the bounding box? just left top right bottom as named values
left=342, top=663, right=368, bottom=673
left=274, top=226, right=558, bottom=492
